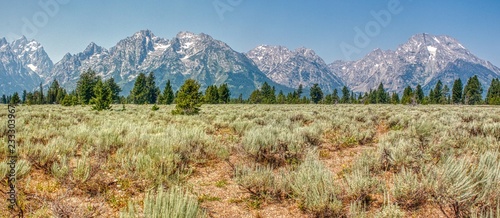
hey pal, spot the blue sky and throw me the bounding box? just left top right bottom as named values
left=1, top=0, right=499, bottom=66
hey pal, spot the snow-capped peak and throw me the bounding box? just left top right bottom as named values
left=133, top=29, right=154, bottom=39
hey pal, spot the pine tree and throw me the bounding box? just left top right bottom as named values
left=105, top=77, right=122, bottom=103
left=415, top=84, right=424, bottom=104
left=204, top=85, right=219, bottom=104
left=218, top=83, right=231, bottom=104
left=401, top=86, right=413, bottom=105
left=47, top=79, right=60, bottom=104
left=76, top=69, right=99, bottom=104
left=1, top=94, right=7, bottom=104
left=441, top=85, right=450, bottom=104
left=464, top=75, right=483, bottom=105
left=350, top=91, right=357, bottom=104
left=324, top=94, right=333, bottom=104
left=261, top=82, right=275, bottom=104
left=428, top=89, right=435, bottom=104
left=332, top=89, right=339, bottom=104
left=146, top=72, right=160, bottom=104
left=239, top=94, right=244, bottom=103
left=432, top=80, right=443, bottom=104
left=56, top=88, right=67, bottom=104
left=452, top=78, right=463, bottom=104
left=297, top=84, right=303, bottom=99
left=376, top=82, right=388, bottom=104
left=486, top=78, right=500, bottom=105
left=38, top=82, right=45, bottom=104
left=172, top=79, right=203, bottom=115
left=90, top=79, right=112, bottom=111
left=249, top=89, right=262, bottom=104
left=277, top=90, right=286, bottom=104
left=310, top=83, right=323, bottom=104
left=341, top=86, right=350, bottom=104
left=391, top=92, right=400, bottom=104
left=130, top=73, right=148, bottom=104
left=26, top=93, right=34, bottom=105
left=22, top=90, right=27, bottom=103
left=10, top=92, right=21, bottom=105
left=159, top=80, right=174, bottom=104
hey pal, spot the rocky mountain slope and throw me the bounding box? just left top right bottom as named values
left=247, top=45, right=344, bottom=93
left=330, top=33, right=500, bottom=93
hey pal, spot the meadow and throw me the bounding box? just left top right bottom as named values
left=1, top=104, right=500, bottom=217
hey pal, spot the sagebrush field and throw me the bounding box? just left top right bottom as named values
left=1, top=104, right=500, bottom=217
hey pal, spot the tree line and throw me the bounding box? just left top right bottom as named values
left=2, top=69, right=500, bottom=107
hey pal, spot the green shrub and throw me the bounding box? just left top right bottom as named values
left=145, top=186, right=206, bottom=218
left=344, top=167, right=380, bottom=203
left=51, top=156, right=69, bottom=180
left=73, top=156, right=91, bottom=183
left=426, top=156, right=479, bottom=217
left=392, top=168, right=427, bottom=209
left=234, top=164, right=287, bottom=198
left=288, top=150, right=342, bottom=216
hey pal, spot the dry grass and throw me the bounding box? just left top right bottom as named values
left=1, top=104, right=500, bottom=217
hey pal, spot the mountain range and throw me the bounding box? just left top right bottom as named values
left=1, top=31, right=499, bottom=97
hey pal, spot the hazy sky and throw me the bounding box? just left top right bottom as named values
left=1, top=0, right=499, bottom=66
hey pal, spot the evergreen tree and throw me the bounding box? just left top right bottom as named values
left=391, top=92, right=400, bottom=104
left=332, top=89, right=339, bottom=104
left=401, top=86, right=413, bottom=105
left=324, top=94, right=333, bottom=104
left=10, top=92, right=21, bottom=105
left=204, top=85, right=219, bottom=104
left=376, top=82, right=388, bottom=104
left=38, top=82, right=45, bottom=104
left=172, top=79, right=203, bottom=115
left=415, top=84, right=424, bottom=104
left=26, top=93, right=34, bottom=105
left=464, top=75, right=483, bottom=105
left=160, top=80, right=175, bottom=105
left=441, top=85, right=450, bottom=104
left=428, top=89, right=435, bottom=104
left=341, top=86, right=350, bottom=104
left=105, top=77, right=122, bottom=103
left=130, top=73, right=148, bottom=104
left=297, top=84, right=303, bottom=99
left=76, top=69, right=99, bottom=104
left=432, top=80, right=443, bottom=104
left=1, top=94, right=6, bottom=104
left=350, top=91, right=357, bottom=104
left=277, top=90, right=286, bottom=104
left=310, top=83, right=323, bottom=104
left=218, top=83, right=231, bottom=104
left=47, top=79, right=60, bottom=104
left=248, top=89, right=262, bottom=104
left=22, top=90, right=27, bottom=103
left=90, top=79, right=112, bottom=111
left=260, top=82, right=275, bottom=104
left=61, top=92, right=79, bottom=106
left=237, top=93, right=244, bottom=104
left=146, top=72, right=160, bottom=104
left=56, top=88, right=67, bottom=104
left=368, top=89, right=377, bottom=104
left=452, top=78, right=463, bottom=104
left=358, top=92, right=364, bottom=103
left=486, top=78, right=500, bottom=105
left=286, top=92, right=294, bottom=104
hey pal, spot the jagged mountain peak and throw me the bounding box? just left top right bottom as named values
left=83, top=42, right=105, bottom=55
left=47, top=30, right=289, bottom=97
left=331, top=33, right=500, bottom=94
left=247, top=45, right=344, bottom=92
left=133, top=29, right=155, bottom=39
left=0, top=37, right=7, bottom=45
